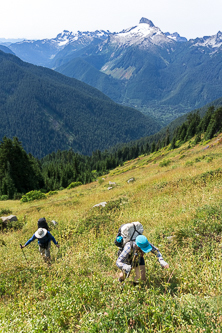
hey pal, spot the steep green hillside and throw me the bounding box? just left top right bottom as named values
left=56, top=57, right=124, bottom=103
left=0, top=51, right=160, bottom=158
left=0, top=133, right=221, bottom=332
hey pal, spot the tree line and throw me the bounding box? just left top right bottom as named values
left=0, top=106, right=221, bottom=199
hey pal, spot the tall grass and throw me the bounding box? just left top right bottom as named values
left=0, top=135, right=222, bottom=332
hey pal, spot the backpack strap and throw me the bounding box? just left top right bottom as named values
left=128, top=241, right=135, bottom=265
left=130, top=223, right=142, bottom=242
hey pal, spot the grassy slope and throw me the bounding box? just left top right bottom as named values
left=0, top=134, right=222, bottom=332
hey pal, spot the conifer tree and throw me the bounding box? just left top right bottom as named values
left=164, top=128, right=170, bottom=146
left=170, top=136, right=176, bottom=150
left=151, top=141, right=156, bottom=153
left=0, top=137, right=43, bottom=198
left=198, top=106, right=214, bottom=133
left=205, top=107, right=222, bottom=140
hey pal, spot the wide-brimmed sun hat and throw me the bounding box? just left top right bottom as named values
left=35, top=228, right=47, bottom=239
left=136, top=235, right=152, bottom=253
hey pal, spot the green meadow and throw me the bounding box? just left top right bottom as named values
left=0, top=134, right=222, bottom=332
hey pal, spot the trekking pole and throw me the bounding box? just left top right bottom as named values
left=20, top=244, right=28, bottom=263
left=121, top=253, right=137, bottom=290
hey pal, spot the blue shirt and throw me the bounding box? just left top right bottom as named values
left=116, top=241, right=164, bottom=271
left=25, top=231, right=58, bottom=246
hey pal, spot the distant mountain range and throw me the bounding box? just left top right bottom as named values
left=6, top=17, right=222, bottom=126
left=8, top=30, right=111, bottom=67
left=0, top=50, right=160, bottom=158
left=7, top=18, right=187, bottom=69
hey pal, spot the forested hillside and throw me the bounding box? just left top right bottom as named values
left=0, top=105, right=221, bottom=200
left=0, top=51, right=160, bottom=157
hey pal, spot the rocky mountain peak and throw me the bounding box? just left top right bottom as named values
left=165, top=32, right=187, bottom=42
left=56, top=30, right=74, bottom=39
left=139, top=17, right=155, bottom=27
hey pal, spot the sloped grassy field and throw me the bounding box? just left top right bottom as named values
left=0, top=135, right=222, bottom=332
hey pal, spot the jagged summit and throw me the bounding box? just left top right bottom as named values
left=108, top=17, right=173, bottom=48
left=56, top=30, right=74, bottom=38
left=139, top=17, right=155, bottom=27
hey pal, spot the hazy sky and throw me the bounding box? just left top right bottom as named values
left=1, top=0, right=222, bottom=40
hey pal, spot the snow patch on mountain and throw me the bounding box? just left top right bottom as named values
left=11, top=29, right=111, bottom=51
left=164, top=32, right=187, bottom=42
left=54, top=30, right=75, bottom=47
left=108, top=18, right=174, bottom=48
left=191, top=31, right=222, bottom=50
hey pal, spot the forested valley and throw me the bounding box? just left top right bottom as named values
left=0, top=106, right=222, bottom=200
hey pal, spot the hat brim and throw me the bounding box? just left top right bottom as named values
left=35, top=228, right=47, bottom=238
left=140, top=244, right=152, bottom=253
left=136, top=239, right=152, bottom=253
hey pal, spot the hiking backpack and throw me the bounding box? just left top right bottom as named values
left=114, top=222, right=144, bottom=250
left=37, top=217, right=49, bottom=231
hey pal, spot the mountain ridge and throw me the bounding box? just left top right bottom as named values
left=53, top=19, right=222, bottom=124
left=6, top=18, right=222, bottom=127
left=8, top=18, right=188, bottom=68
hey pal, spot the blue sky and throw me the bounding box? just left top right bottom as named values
left=1, top=0, right=222, bottom=40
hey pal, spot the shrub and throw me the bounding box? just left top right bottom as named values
left=13, top=193, right=23, bottom=200
left=0, top=219, right=24, bottom=231
left=46, top=191, right=58, bottom=196
left=206, top=156, right=213, bottom=163
left=202, top=139, right=211, bottom=146
left=67, top=182, right=82, bottom=189
left=0, top=209, right=12, bottom=215
left=0, top=195, right=9, bottom=201
left=103, top=198, right=127, bottom=212
left=20, top=190, right=46, bottom=202
left=98, top=177, right=104, bottom=185
left=185, top=161, right=193, bottom=167
left=159, top=159, right=171, bottom=167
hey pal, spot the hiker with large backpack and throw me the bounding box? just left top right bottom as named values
left=20, top=218, right=59, bottom=262
left=115, top=222, right=169, bottom=283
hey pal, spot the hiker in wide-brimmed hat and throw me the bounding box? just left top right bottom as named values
left=116, top=235, right=169, bottom=283
left=20, top=224, right=59, bottom=262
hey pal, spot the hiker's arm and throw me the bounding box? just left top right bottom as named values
left=24, top=234, right=36, bottom=247
left=116, top=243, right=132, bottom=271
left=150, top=243, right=169, bottom=268
left=48, top=232, right=59, bottom=247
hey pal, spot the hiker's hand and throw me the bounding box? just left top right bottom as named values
left=123, top=264, right=131, bottom=273
left=20, top=245, right=25, bottom=249
left=159, top=258, right=169, bottom=268
left=56, top=244, right=60, bottom=248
